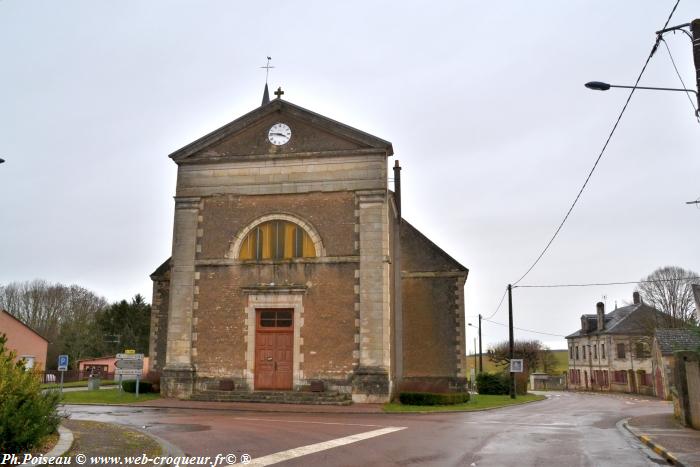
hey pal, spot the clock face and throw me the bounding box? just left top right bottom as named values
left=268, top=123, right=292, bottom=146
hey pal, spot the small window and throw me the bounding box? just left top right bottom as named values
left=569, top=346, right=574, bottom=359
left=259, top=310, right=293, bottom=328
left=634, top=342, right=650, bottom=358
left=601, top=343, right=606, bottom=359
left=582, top=346, right=586, bottom=359
left=593, top=344, right=597, bottom=360
left=575, top=346, right=579, bottom=360
left=616, top=343, right=626, bottom=359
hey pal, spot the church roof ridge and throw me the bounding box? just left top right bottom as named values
left=169, top=98, right=393, bottom=162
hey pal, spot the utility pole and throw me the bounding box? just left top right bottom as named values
left=691, top=19, right=700, bottom=111
left=473, top=338, right=477, bottom=375
left=508, top=284, right=515, bottom=399
left=478, top=314, right=483, bottom=373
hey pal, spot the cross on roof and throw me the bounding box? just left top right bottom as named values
left=274, top=87, right=284, bottom=99
left=260, top=56, right=274, bottom=84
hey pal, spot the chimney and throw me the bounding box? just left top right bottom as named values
left=692, top=20, right=700, bottom=111
left=393, top=160, right=402, bottom=221
left=581, top=316, right=588, bottom=333
left=596, top=302, right=605, bottom=331
left=633, top=291, right=641, bottom=305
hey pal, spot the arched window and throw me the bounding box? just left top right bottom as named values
left=239, top=220, right=316, bottom=260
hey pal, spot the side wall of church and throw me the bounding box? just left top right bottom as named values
left=149, top=272, right=170, bottom=373
left=399, top=222, right=468, bottom=392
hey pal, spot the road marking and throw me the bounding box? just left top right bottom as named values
left=246, top=426, right=407, bottom=466
left=229, top=416, right=384, bottom=428
left=464, top=421, right=575, bottom=428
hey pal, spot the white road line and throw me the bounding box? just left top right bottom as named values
left=229, top=417, right=383, bottom=427
left=246, top=426, right=407, bottom=466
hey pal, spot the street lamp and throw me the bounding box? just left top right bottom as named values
left=585, top=81, right=698, bottom=96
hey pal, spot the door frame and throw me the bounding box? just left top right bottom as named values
left=244, top=291, right=304, bottom=392
left=254, top=308, right=294, bottom=390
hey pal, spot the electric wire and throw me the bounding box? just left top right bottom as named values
left=660, top=37, right=700, bottom=121
left=516, top=276, right=700, bottom=289
left=482, top=318, right=566, bottom=338
left=510, top=0, right=681, bottom=287
left=484, top=288, right=508, bottom=320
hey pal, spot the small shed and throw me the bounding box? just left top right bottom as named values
left=652, top=329, right=700, bottom=400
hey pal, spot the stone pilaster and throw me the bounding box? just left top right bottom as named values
left=162, top=196, right=200, bottom=398
left=353, top=190, right=391, bottom=403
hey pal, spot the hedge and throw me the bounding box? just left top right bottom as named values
left=476, top=372, right=510, bottom=395
left=399, top=392, right=470, bottom=406
left=121, top=380, right=153, bottom=393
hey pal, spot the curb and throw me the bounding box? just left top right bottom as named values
left=20, top=425, right=74, bottom=467
left=622, top=420, right=684, bottom=466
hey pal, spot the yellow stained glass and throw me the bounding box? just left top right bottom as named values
left=239, top=220, right=316, bottom=260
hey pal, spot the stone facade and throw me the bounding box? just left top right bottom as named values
left=150, top=97, right=469, bottom=402
left=566, top=293, right=668, bottom=396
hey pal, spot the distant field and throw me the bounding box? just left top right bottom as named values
left=465, top=349, right=568, bottom=376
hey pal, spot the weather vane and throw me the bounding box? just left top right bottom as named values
left=260, top=56, right=274, bottom=85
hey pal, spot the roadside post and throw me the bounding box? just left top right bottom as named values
left=57, top=355, right=68, bottom=394
left=115, top=352, right=144, bottom=397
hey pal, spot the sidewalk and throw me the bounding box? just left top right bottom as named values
left=624, top=413, right=700, bottom=467
left=135, top=398, right=385, bottom=414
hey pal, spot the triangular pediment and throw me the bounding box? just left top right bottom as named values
left=169, top=99, right=393, bottom=163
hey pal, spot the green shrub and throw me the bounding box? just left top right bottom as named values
left=0, top=334, right=62, bottom=454
left=399, top=392, right=470, bottom=406
left=476, top=372, right=510, bottom=395
left=121, top=380, right=153, bottom=393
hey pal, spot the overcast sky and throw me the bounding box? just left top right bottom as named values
left=1, top=1, right=698, bottom=351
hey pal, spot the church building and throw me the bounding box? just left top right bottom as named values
left=149, top=87, right=469, bottom=403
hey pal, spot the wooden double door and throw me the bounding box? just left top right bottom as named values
left=254, top=309, right=294, bottom=390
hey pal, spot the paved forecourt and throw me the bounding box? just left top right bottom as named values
left=64, top=391, right=673, bottom=466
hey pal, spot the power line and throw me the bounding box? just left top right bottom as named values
left=511, top=0, right=681, bottom=287
left=484, top=288, right=508, bottom=320
left=516, top=276, right=700, bottom=289
left=660, top=37, right=700, bottom=121
left=483, top=318, right=566, bottom=338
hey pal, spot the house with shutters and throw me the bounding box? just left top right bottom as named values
left=149, top=86, right=469, bottom=403
left=566, top=292, right=671, bottom=396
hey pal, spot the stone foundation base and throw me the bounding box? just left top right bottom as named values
left=161, top=367, right=195, bottom=398
left=352, top=366, right=390, bottom=403
left=398, top=376, right=468, bottom=394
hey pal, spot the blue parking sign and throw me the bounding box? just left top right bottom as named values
left=58, top=355, right=69, bottom=371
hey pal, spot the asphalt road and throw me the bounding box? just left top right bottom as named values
left=64, top=391, right=672, bottom=466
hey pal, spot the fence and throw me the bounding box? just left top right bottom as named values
left=40, top=370, right=116, bottom=384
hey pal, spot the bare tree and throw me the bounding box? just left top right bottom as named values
left=636, top=266, right=699, bottom=327
left=487, top=339, right=543, bottom=373
left=0, top=280, right=109, bottom=368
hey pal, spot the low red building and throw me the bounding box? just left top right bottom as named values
left=0, top=308, right=49, bottom=371
left=77, top=355, right=150, bottom=379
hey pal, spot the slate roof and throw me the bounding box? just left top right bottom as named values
left=566, top=303, right=671, bottom=339
left=654, top=328, right=700, bottom=355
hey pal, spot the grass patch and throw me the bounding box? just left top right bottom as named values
left=383, top=393, right=545, bottom=413
left=42, top=380, right=118, bottom=389
left=61, top=390, right=160, bottom=405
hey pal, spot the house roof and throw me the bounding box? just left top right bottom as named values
left=566, top=302, right=670, bottom=339
left=654, top=328, right=700, bottom=355
left=0, top=309, right=50, bottom=342
left=168, top=98, right=394, bottom=163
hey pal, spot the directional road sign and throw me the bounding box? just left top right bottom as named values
left=57, top=355, right=69, bottom=371
left=115, top=368, right=143, bottom=376
left=115, top=359, right=143, bottom=370
left=116, top=353, right=144, bottom=360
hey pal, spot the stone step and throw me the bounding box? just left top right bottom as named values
left=190, top=390, right=352, bottom=405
